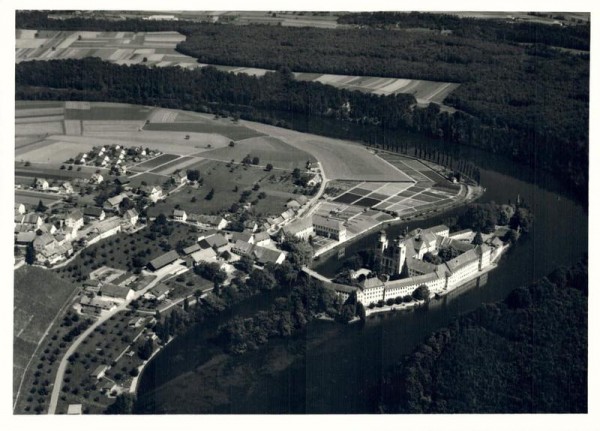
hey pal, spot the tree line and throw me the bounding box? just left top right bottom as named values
left=374, top=257, right=587, bottom=413
left=16, top=56, right=588, bottom=201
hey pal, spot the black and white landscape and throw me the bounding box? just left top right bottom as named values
left=12, top=10, right=588, bottom=416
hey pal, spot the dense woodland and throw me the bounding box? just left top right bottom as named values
left=376, top=258, right=588, bottom=413
left=15, top=11, right=589, bottom=200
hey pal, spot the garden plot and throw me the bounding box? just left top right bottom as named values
left=148, top=109, right=179, bottom=123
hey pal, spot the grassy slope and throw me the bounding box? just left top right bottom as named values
left=13, top=266, right=80, bottom=397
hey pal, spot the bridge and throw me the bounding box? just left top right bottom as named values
left=301, top=266, right=333, bottom=283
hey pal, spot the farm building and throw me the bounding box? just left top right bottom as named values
left=193, top=215, right=228, bottom=230
left=253, top=246, right=286, bottom=265
left=99, top=283, right=134, bottom=302
left=148, top=250, right=180, bottom=271
left=191, top=247, right=218, bottom=264
left=80, top=217, right=122, bottom=245
left=15, top=231, right=36, bottom=245
left=80, top=296, right=116, bottom=315
left=144, top=283, right=170, bottom=301
left=201, top=233, right=229, bottom=251
left=91, top=365, right=108, bottom=380
left=83, top=207, right=106, bottom=220
left=20, top=213, right=44, bottom=229
left=182, top=243, right=202, bottom=256
left=104, top=193, right=129, bottom=212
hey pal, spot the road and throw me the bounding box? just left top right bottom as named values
left=46, top=264, right=178, bottom=414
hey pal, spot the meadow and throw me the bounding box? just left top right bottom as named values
left=146, top=160, right=298, bottom=217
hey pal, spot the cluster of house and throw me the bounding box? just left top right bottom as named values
left=330, top=224, right=507, bottom=306
left=262, top=195, right=310, bottom=231
left=230, top=230, right=286, bottom=265
left=72, top=144, right=160, bottom=173
left=14, top=191, right=143, bottom=266
left=145, top=227, right=288, bottom=276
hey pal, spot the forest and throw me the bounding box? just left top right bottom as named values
left=16, top=56, right=588, bottom=201
left=375, top=258, right=588, bottom=413
left=15, top=11, right=589, bottom=200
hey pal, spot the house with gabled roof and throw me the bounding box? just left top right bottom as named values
left=147, top=250, right=180, bottom=271
left=61, top=181, right=74, bottom=194
left=282, top=217, right=314, bottom=241
left=90, top=173, right=104, bottom=184
left=173, top=209, right=187, bottom=222
left=99, top=283, right=134, bottom=302
left=231, top=231, right=254, bottom=244
left=141, top=185, right=163, bottom=203
left=123, top=208, right=139, bottom=226
left=191, top=247, right=217, bottom=264
left=64, top=209, right=84, bottom=231
left=22, top=213, right=44, bottom=229
left=84, top=207, right=106, bottom=220
left=252, top=245, right=286, bottom=265
left=144, top=283, right=170, bottom=301
left=253, top=231, right=271, bottom=247
left=172, top=170, right=188, bottom=185
left=15, top=203, right=26, bottom=215
left=35, top=178, right=49, bottom=190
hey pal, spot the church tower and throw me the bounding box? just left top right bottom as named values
left=378, top=230, right=388, bottom=252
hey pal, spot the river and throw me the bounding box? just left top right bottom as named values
left=135, top=117, right=588, bottom=414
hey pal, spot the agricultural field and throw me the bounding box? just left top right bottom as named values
left=144, top=121, right=265, bottom=141
left=199, top=136, right=316, bottom=170
left=13, top=267, right=80, bottom=398
left=236, top=120, right=414, bottom=182
left=16, top=30, right=459, bottom=106
left=16, top=30, right=199, bottom=69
